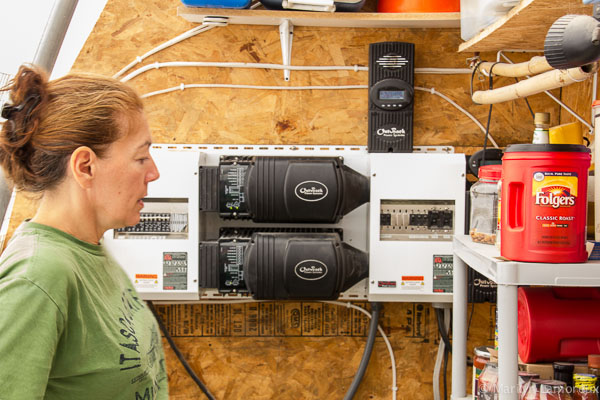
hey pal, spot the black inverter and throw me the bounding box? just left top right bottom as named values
left=368, top=41, right=415, bottom=153
left=198, top=156, right=370, bottom=223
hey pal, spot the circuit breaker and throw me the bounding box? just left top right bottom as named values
left=368, top=152, right=466, bottom=302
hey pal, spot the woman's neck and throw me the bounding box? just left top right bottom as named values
left=31, top=185, right=103, bottom=244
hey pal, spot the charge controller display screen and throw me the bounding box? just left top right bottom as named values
left=369, top=79, right=413, bottom=111
left=379, top=90, right=406, bottom=100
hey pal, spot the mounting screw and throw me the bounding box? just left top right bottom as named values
left=372, top=173, right=376, bottom=177
left=371, top=280, right=375, bottom=284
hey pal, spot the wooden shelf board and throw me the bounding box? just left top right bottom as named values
left=178, top=6, right=460, bottom=28
left=459, top=0, right=593, bottom=53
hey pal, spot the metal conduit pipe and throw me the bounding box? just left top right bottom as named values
left=33, top=0, right=79, bottom=72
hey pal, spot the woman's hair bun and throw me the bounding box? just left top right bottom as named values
left=0, top=64, right=49, bottom=191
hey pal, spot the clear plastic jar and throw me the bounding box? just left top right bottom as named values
left=573, top=373, right=598, bottom=400
left=588, top=354, right=600, bottom=394
left=519, top=372, right=540, bottom=399
left=479, top=361, right=498, bottom=400
left=473, top=346, right=492, bottom=400
left=523, top=379, right=572, bottom=400
left=470, top=165, right=502, bottom=244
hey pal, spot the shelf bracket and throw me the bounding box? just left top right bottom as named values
left=279, top=19, right=293, bottom=81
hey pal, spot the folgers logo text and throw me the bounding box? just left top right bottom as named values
left=294, top=260, right=328, bottom=281
left=294, top=181, right=328, bottom=202
left=535, top=186, right=576, bottom=208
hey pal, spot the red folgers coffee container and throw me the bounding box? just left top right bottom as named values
left=500, top=144, right=591, bottom=263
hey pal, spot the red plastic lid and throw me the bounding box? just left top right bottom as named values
left=593, top=100, right=600, bottom=107
left=478, top=164, right=502, bottom=181
left=377, top=0, right=459, bottom=12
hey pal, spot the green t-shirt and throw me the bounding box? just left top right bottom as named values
left=0, top=222, right=168, bottom=400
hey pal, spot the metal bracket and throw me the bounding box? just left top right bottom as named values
left=279, top=19, right=294, bottom=81
left=282, top=0, right=335, bottom=12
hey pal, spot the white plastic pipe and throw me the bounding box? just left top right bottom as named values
left=472, top=64, right=599, bottom=105
left=478, top=56, right=552, bottom=78
left=496, top=52, right=594, bottom=132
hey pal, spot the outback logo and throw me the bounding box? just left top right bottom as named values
left=376, top=127, right=406, bottom=137
left=535, top=186, right=576, bottom=209
left=294, top=181, right=328, bottom=202
left=294, top=260, right=328, bottom=281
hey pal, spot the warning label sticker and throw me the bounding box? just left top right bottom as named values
left=401, top=275, right=425, bottom=291
left=134, top=273, right=159, bottom=289
left=163, top=252, right=188, bottom=290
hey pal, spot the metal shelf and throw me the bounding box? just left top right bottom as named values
left=453, top=234, right=600, bottom=286
left=451, top=235, right=600, bottom=400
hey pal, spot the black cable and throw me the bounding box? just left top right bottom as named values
left=466, top=301, right=475, bottom=339
left=435, top=308, right=452, bottom=354
left=481, top=62, right=499, bottom=170
left=443, top=346, right=449, bottom=400
left=514, top=77, right=535, bottom=120
left=469, top=60, right=484, bottom=100
left=343, top=302, right=382, bottom=400
left=558, top=87, right=563, bottom=125
left=147, top=301, right=216, bottom=400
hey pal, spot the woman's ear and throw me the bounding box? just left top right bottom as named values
left=69, top=146, right=97, bottom=189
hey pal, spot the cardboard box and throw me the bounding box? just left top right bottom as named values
left=518, top=356, right=588, bottom=380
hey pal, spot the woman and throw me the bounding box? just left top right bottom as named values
left=0, top=65, right=167, bottom=399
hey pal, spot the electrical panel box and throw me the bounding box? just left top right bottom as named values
left=104, top=145, right=466, bottom=303
left=368, top=153, right=466, bottom=302
left=103, top=149, right=201, bottom=300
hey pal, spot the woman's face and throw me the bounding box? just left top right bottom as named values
left=92, top=111, right=160, bottom=231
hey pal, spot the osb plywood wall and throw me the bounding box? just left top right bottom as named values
left=4, top=0, right=597, bottom=398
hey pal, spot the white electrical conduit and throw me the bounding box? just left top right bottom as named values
left=113, top=23, right=222, bottom=79
left=472, top=64, right=599, bottom=105
left=141, top=83, right=368, bottom=97
left=478, top=56, right=553, bottom=78
left=432, top=307, right=450, bottom=400
left=122, top=62, right=368, bottom=82
left=119, top=61, right=471, bottom=82
left=141, top=83, right=499, bottom=149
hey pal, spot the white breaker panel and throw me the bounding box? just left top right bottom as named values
left=368, top=153, right=466, bottom=302
left=103, top=149, right=201, bottom=301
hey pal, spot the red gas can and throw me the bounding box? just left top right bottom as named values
left=518, top=287, right=600, bottom=363
left=500, top=144, right=591, bottom=263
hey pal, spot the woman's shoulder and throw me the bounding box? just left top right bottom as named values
left=0, top=226, right=81, bottom=300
